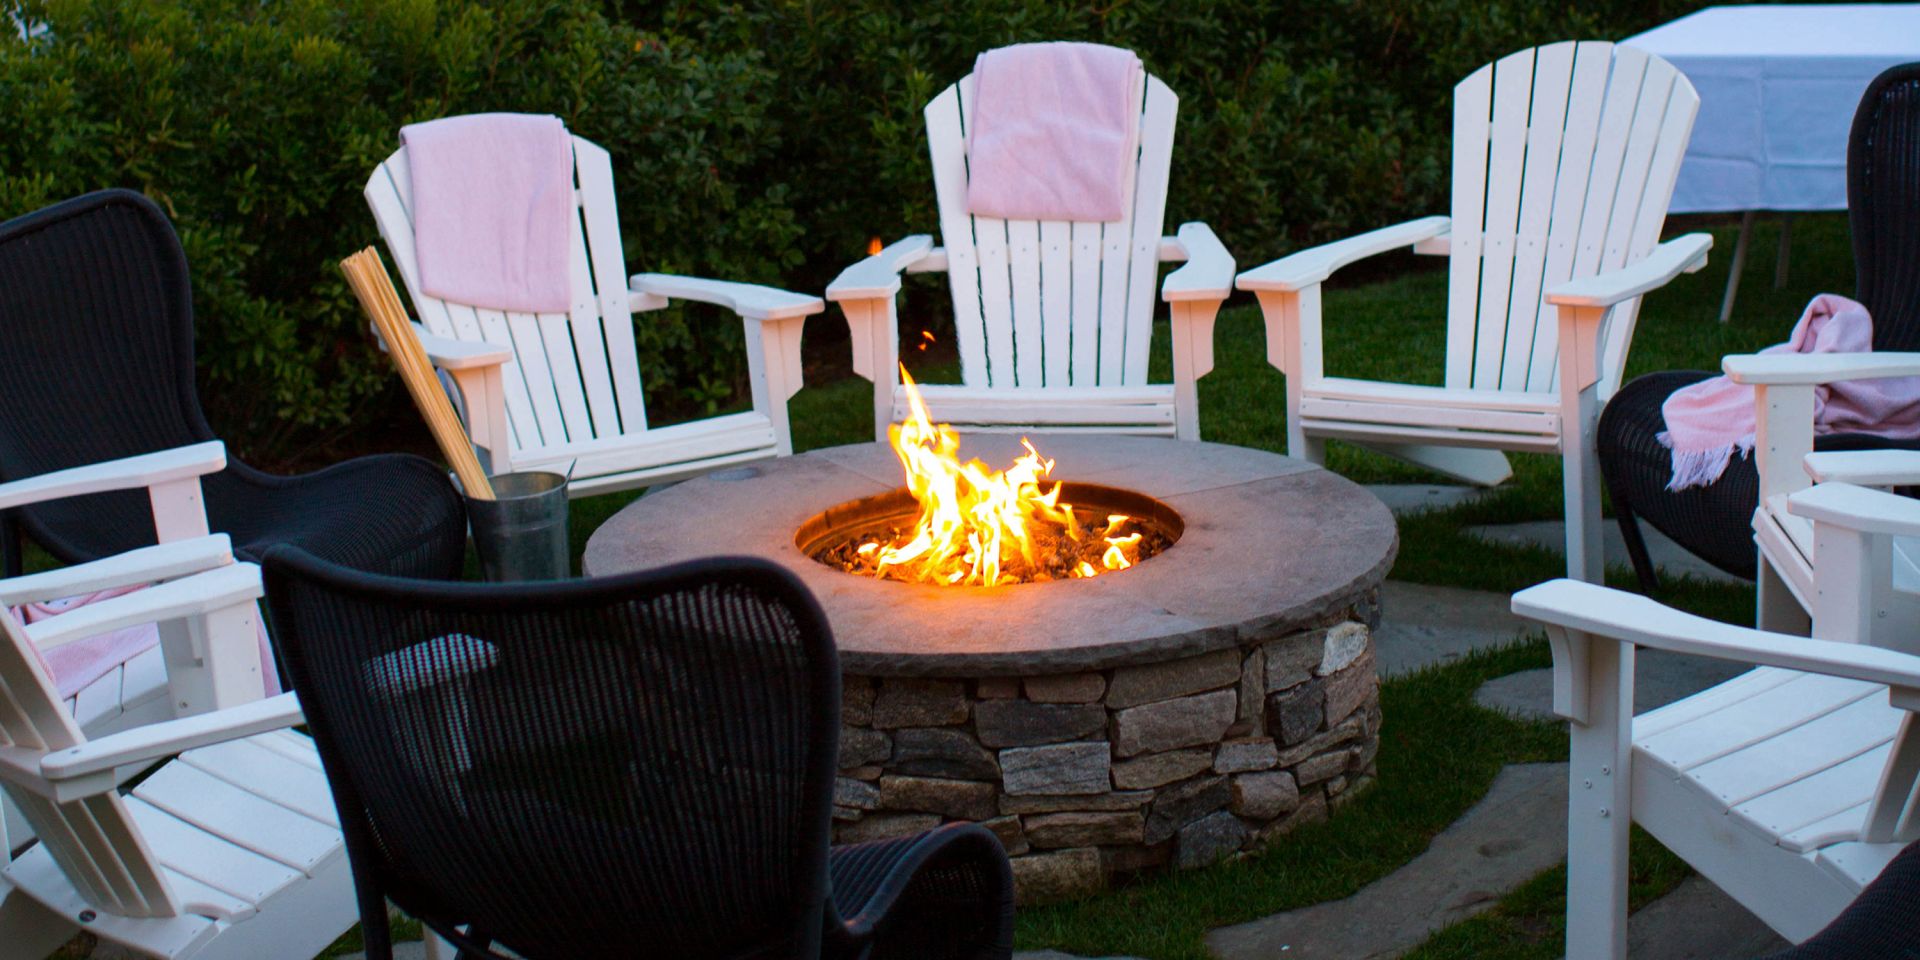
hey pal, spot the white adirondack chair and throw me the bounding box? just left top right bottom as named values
left=366, top=135, right=826, bottom=497
left=826, top=68, right=1236, bottom=441
left=0, top=443, right=276, bottom=857
left=1237, top=41, right=1711, bottom=582
left=1723, top=353, right=1920, bottom=636
left=1516, top=481, right=1920, bottom=957
left=0, top=556, right=353, bottom=958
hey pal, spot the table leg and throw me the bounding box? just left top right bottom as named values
left=1774, top=213, right=1793, bottom=289
left=1719, top=210, right=1756, bottom=324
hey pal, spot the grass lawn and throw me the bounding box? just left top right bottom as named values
left=421, top=213, right=1846, bottom=960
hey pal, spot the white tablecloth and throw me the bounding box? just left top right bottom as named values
left=1624, top=4, right=1920, bottom=213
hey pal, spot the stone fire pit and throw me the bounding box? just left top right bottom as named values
left=584, top=435, right=1397, bottom=901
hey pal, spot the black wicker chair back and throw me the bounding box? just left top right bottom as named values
left=0, top=189, right=465, bottom=578
left=1853, top=63, right=1920, bottom=350
left=0, top=189, right=215, bottom=559
left=262, top=548, right=843, bottom=960
left=1598, top=63, right=1920, bottom=589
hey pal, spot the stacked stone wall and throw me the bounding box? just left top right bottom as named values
left=832, top=590, right=1383, bottom=902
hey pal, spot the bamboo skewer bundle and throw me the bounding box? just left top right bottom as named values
left=339, top=247, right=496, bottom=500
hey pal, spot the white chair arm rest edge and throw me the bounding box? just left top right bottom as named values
left=0, top=535, right=235, bottom=608
left=631, top=273, right=826, bottom=321
left=40, top=692, right=304, bottom=787
left=1514, top=578, right=1920, bottom=693
left=1235, top=216, right=1450, bottom=293
left=1161, top=222, right=1236, bottom=302
left=1725, top=352, right=1920, bottom=385
left=826, top=235, right=939, bottom=302
left=1543, top=233, right=1712, bottom=308
left=0, top=442, right=226, bottom=513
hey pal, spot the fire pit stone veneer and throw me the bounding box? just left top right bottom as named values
left=584, top=435, right=1397, bottom=902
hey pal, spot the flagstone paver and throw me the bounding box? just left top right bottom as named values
left=1207, top=762, right=1569, bottom=960
left=1363, top=484, right=1492, bottom=516
left=1374, top=581, right=1533, bottom=675
left=1466, top=519, right=1743, bottom=585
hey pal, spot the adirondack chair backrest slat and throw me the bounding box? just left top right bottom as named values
left=0, top=615, right=178, bottom=918
left=928, top=71, right=1178, bottom=390
left=366, top=138, right=652, bottom=457
left=1444, top=42, right=1698, bottom=399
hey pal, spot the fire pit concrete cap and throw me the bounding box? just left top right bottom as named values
left=583, top=435, right=1397, bottom=677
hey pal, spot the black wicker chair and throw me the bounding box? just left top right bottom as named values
left=1759, top=838, right=1920, bottom=960
left=0, top=188, right=467, bottom=579
left=260, top=546, right=1015, bottom=960
left=1598, top=62, right=1920, bottom=590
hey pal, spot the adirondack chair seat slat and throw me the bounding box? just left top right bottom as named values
left=830, top=66, right=1233, bottom=442
left=893, top=383, right=1178, bottom=432
left=369, top=135, right=823, bottom=496
left=132, top=761, right=341, bottom=873
left=1242, top=41, right=1707, bottom=583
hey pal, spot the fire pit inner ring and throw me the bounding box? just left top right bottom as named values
left=796, top=483, right=1184, bottom=582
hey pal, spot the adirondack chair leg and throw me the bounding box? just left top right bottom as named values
left=0, top=879, right=78, bottom=960
left=1558, top=627, right=1634, bottom=960
left=1563, top=415, right=1606, bottom=583
left=1169, top=299, right=1221, bottom=442
left=741, top=314, right=806, bottom=457
left=1757, top=555, right=1812, bottom=634
left=834, top=297, right=900, bottom=442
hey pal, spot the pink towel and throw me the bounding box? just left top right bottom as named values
left=1660, top=294, right=1920, bottom=489
left=14, top=585, right=280, bottom=701
left=965, top=43, right=1144, bottom=222
left=400, top=113, right=574, bottom=314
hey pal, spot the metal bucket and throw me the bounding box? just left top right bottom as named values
left=467, top=471, right=570, bottom=581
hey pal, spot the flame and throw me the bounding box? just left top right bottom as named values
left=854, top=366, right=1148, bottom=587
left=868, top=236, right=885, bottom=256
left=918, top=330, right=935, bottom=352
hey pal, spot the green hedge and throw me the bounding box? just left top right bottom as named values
left=1, top=0, right=1713, bottom=462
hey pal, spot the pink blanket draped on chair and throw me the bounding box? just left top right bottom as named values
left=965, top=42, right=1143, bottom=222
left=400, top=112, right=574, bottom=314
left=1660, top=294, right=1920, bottom=490
left=15, top=584, right=280, bottom=701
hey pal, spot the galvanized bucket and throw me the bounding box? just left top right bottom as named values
left=467, top=471, right=570, bottom=581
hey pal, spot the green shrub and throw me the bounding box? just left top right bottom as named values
left=1, top=0, right=796, bottom=462
left=2, top=0, right=1715, bottom=462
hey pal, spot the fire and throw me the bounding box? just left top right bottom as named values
left=850, top=366, right=1153, bottom=587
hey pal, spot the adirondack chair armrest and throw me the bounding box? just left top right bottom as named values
left=0, top=441, right=225, bottom=513
left=630, top=273, right=826, bottom=322
left=38, top=692, right=303, bottom=792
left=827, top=235, right=940, bottom=302
left=1514, top=579, right=1920, bottom=706
left=409, top=324, right=513, bottom=371
left=0, top=534, right=235, bottom=608
left=1723, top=352, right=1920, bottom=386
left=1235, top=216, right=1450, bottom=293
left=22, top=562, right=262, bottom=654
left=1787, top=482, right=1920, bottom=539
left=1161, top=222, right=1236, bottom=303
left=1543, top=233, right=1713, bottom=309
left=1805, top=450, right=1920, bottom=487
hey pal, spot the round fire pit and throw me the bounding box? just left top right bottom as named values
left=585, top=435, right=1396, bottom=901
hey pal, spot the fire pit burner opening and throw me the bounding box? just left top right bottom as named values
left=796, top=483, right=1183, bottom=585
